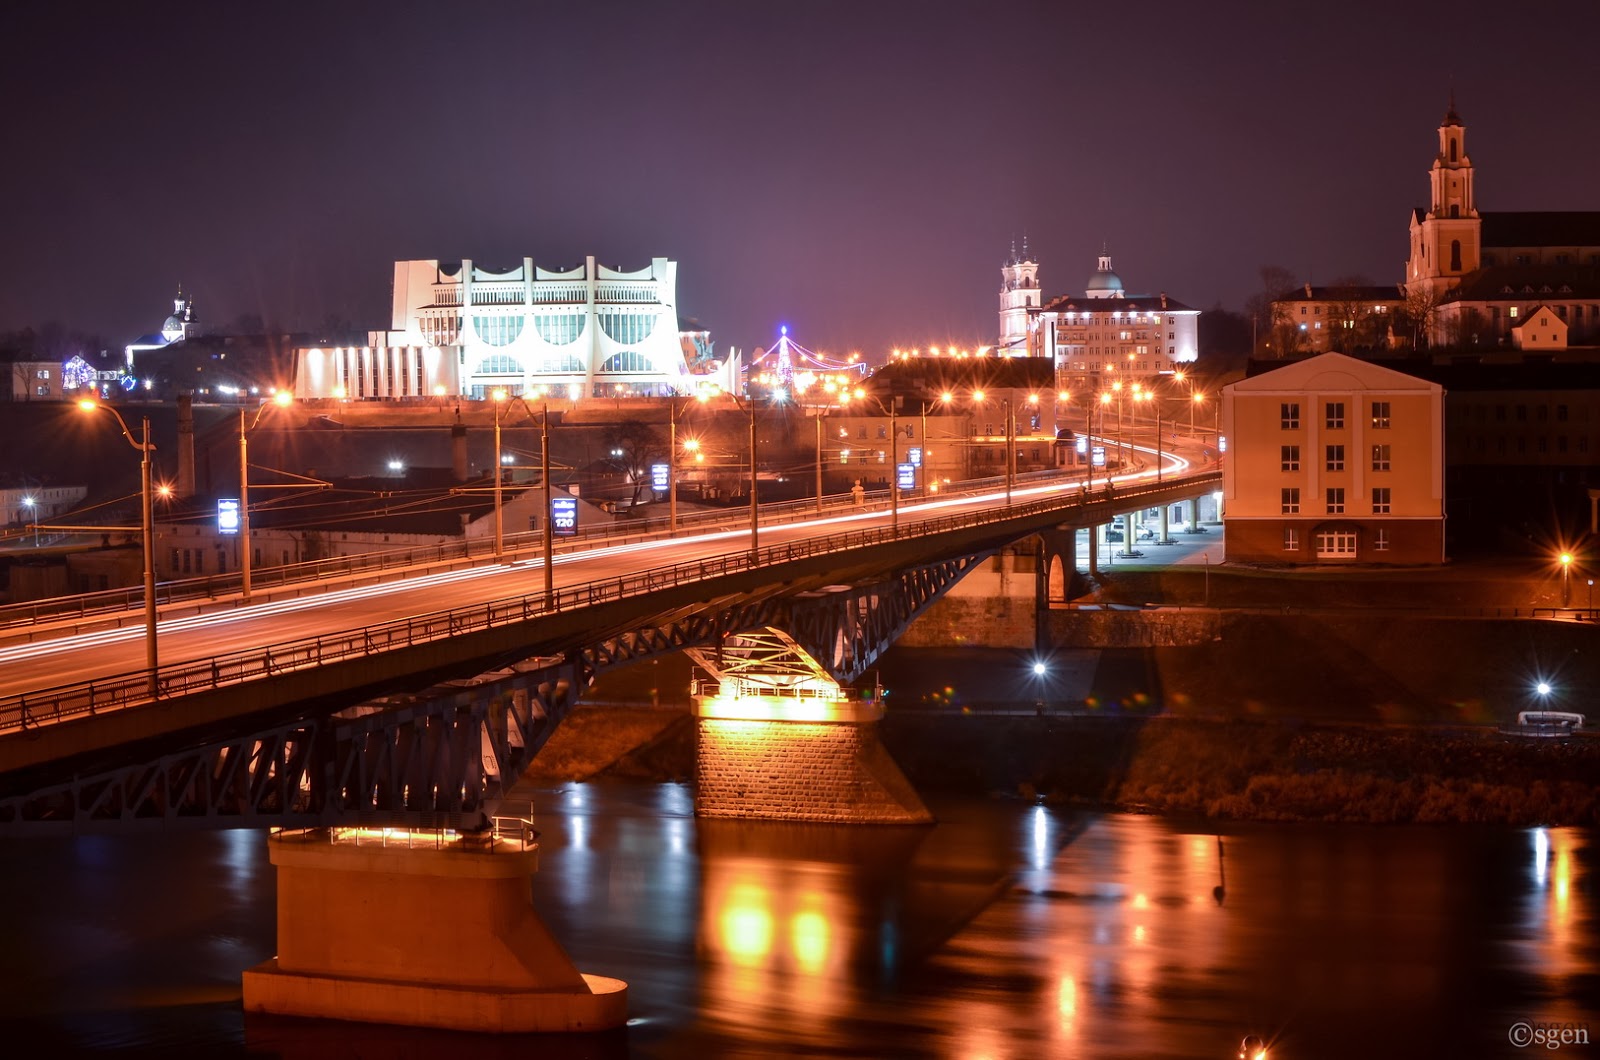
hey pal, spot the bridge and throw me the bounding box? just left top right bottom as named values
left=0, top=449, right=1220, bottom=825
left=0, top=441, right=1219, bottom=1030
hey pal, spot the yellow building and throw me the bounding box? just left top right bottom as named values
left=1223, top=353, right=1445, bottom=564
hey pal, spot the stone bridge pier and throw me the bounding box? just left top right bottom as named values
left=687, top=629, right=931, bottom=824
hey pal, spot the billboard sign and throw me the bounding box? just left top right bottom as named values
left=217, top=499, right=240, bottom=535
left=651, top=462, right=669, bottom=491
left=907, top=446, right=922, bottom=467
left=551, top=496, right=578, bottom=537
left=897, top=463, right=916, bottom=491
left=1091, top=446, right=1106, bottom=468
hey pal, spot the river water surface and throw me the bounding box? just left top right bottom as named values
left=0, top=782, right=1593, bottom=1058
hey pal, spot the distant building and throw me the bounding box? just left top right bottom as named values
left=293, top=256, right=693, bottom=403
left=1032, top=251, right=1200, bottom=390
left=1405, top=102, right=1600, bottom=348
left=124, top=286, right=199, bottom=372
left=1269, top=283, right=1405, bottom=354
left=1223, top=353, right=1445, bottom=565
left=997, top=239, right=1041, bottom=356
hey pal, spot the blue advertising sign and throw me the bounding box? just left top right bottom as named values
left=651, top=462, right=669, bottom=491
left=1218, top=435, right=1228, bottom=453
left=896, top=463, right=916, bottom=490
left=907, top=446, right=922, bottom=467
left=551, top=496, right=578, bottom=537
left=1076, top=436, right=1088, bottom=454
left=217, top=498, right=240, bottom=535
left=1091, top=446, right=1106, bottom=468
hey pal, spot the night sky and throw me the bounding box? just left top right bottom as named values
left=5, top=1, right=1599, bottom=361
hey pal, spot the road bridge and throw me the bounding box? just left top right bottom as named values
left=0, top=456, right=1219, bottom=829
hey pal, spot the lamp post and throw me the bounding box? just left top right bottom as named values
left=239, top=391, right=292, bottom=601
left=78, top=399, right=158, bottom=695
left=815, top=411, right=824, bottom=513
left=491, top=389, right=509, bottom=562
left=748, top=396, right=759, bottom=556
left=1560, top=552, right=1573, bottom=607
left=541, top=398, right=554, bottom=606
left=22, top=496, right=36, bottom=547
left=1003, top=397, right=1015, bottom=506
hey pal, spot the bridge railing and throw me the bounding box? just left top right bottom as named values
left=0, top=468, right=1079, bottom=635
left=0, top=472, right=1218, bottom=734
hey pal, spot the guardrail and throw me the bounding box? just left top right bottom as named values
left=0, top=472, right=1217, bottom=734
left=0, top=467, right=1079, bottom=633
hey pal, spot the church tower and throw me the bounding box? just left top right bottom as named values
left=1406, top=98, right=1482, bottom=302
left=998, top=238, right=1040, bottom=355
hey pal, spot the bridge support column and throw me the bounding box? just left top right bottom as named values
left=1158, top=505, right=1172, bottom=545
left=243, top=828, right=626, bottom=1033
left=689, top=630, right=931, bottom=825
left=1088, top=526, right=1098, bottom=575
left=1189, top=498, right=1201, bottom=533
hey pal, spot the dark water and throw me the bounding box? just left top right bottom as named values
left=0, top=784, right=1594, bottom=1058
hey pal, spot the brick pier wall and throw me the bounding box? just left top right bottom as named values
left=695, top=718, right=931, bottom=823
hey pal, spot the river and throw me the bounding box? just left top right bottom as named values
left=0, top=782, right=1593, bottom=1058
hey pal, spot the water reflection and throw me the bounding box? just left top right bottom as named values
left=0, top=788, right=1593, bottom=1058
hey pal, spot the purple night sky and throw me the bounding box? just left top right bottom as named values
left=3, top=0, right=1598, bottom=361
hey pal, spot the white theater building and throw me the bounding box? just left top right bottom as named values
left=294, top=257, right=695, bottom=401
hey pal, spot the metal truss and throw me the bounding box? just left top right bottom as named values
left=685, top=629, right=840, bottom=696
left=0, top=552, right=988, bottom=833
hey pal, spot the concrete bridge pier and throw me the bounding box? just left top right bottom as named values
left=243, top=826, right=627, bottom=1033
left=688, top=630, right=931, bottom=824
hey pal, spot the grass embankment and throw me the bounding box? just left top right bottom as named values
left=880, top=715, right=1600, bottom=826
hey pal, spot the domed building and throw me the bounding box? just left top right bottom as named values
left=1084, top=252, right=1125, bottom=299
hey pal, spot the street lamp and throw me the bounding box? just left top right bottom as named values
left=239, top=390, right=292, bottom=601
left=77, top=399, right=158, bottom=695
left=491, top=388, right=512, bottom=563
left=22, top=496, right=37, bottom=547
left=1559, top=552, right=1573, bottom=607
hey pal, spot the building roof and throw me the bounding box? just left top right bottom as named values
left=1275, top=284, right=1405, bottom=303
left=1038, top=293, right=1198, bottom=314
left=1481, top=211, right=1600, bottom=248
left=1233, top=352, right=1441, bottom=394
left=1445, top=265, right=1600, bottom=302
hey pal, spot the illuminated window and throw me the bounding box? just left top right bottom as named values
left=1372, top=444, right=1391, bottom=471
left=1371, top=401, right=1391, bottom=429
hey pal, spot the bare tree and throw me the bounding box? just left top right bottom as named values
left=1245, top=265, right=1300, bottom=357
left=604, top=419, right=661, bottom=508
left=1399, top=285, right=1441, bottom=352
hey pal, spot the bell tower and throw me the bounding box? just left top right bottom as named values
left=1406, top=97, right=1483, bottom=305
left=999, top=237, right=1040, bottom=355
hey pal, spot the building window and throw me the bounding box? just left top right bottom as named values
left=1558, top=405, right=1569, bottom=422
left=1281, top=445, right=1300, bottom=471
left=1326, top=445, right=1345, bottom=471
left=1281, top=403, right=1300, bottom=429
left=1375, top=528, right=1391, bottom=551
left=1371, top=401, right=1391, bottom=429
left=1326, top=402, right=1345, bottom=429
left=1372, top=487, right=1391, bottom=514
left=1372, top=444, right=1391, bottom=471
left=1284, top=528, right=1299, bottom=551
left=1281, top=488, right=1300, bottom=515
left=1326, top=487, right=1345, bottom=514
left=1316, top=530, right=1358, bottom=558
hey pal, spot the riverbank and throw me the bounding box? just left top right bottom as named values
left=518, top=704, right=1600, bottom=826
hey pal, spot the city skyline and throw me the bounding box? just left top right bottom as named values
left=4, top=1, right=1599, bottom=359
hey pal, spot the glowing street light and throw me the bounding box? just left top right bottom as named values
left=1559, top=552, right=1574, bottom=607
left=77, top=398, right=158, bottom=695
left=21, top=496, right=37, bottom=547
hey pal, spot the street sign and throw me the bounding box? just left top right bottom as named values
left=1219, top=435, right=1228, bottom=453
left=651, top=462, right=669, bottom=491
left=1092, top=446, right=1106, bottom=467
left=907, top=446, right=922, bottom=467
left=897, top=463, right=916, bottom=490
left=217, top=499, right=240, bottom=535
left=551, top=495, right=578, bottom=536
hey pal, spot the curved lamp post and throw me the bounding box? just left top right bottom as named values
left=78, top=399, right=158, bottom=695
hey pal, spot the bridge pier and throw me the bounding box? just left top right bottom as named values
left=688, top=630, right=931, bottom=824
left=243, top=826, right=626, bottom=1033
